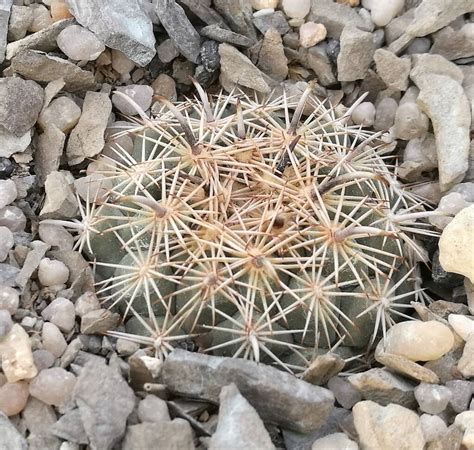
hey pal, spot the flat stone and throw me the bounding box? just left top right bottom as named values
left=40, top=171, right=78, bottom=219
left=22, top=397, right=60, bottom=450
left=214, top=0, right=257, bottom=41
left=218, top=43, right=270, bottom=93
left=374, top=49, right=410, bottom=91
left=439, top=205, right=474, bottom=283
left=15, top=240, right=49, bottom=289
left=11, top=50, right=96, bottom=92
left=209, top=384, right=274, bottom=450
left=256, top=28, right=288, bottom=82
left=0, top=411, right=27, bottom=450
left=309, top=0, right=372, bottom=38
left=73, top=361, right=135, bottom=450
left=122, top=420, right=195, bottom=450
left=353, top=401, right=426, bottom=450
left=65, top=0, right=156, bottom=66
left=201, top=24, right=253, bottom=47
left=0, top=77, right=44, bottom=137
left=303, top=353, right=345, bottom=386
left=66, top=91, right=112, bottom=165
left=80, top=309, right=121, bottom=334
left=137, top=395, right=170, bottom=423
left=447, top=314, right=474, bottom=341
left=161, top=349, right=334, bottom=433
left=411, top=53, right=464, bottom=85
left=302, top=44, right=337, bottom=86
left=179, top=0, right=227, bottom=28
left=29, top=367, right=76, bottom=407
left=337, top=25, right=374, bottom=82
left=155, top=0, right=201, bottom=63
left=348, top=368, right=416, bottom=408
left=6, top=18, right=75, bottom=60
left=35, top=125, right=65, bottom=186
left=431, top=24, right=474, bottom=61
left=50, top=408, right=88, bottom=445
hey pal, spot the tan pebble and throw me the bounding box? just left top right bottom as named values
left=0, top=381, right=29, bottom=416
left=299, top=22, right=327, bottom=48
left=50, top=0, right=73, bottom=21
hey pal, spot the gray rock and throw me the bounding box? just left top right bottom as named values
left=301, top=44, right=336, bottom=87
left=256, top=28, right=288, bottom=82
left=431, top=24, right=474, bottom=62
left=309, top=0, right=372, bottom=39
left=214, top=0, right=257, bottom=41
left=112, top=85, right=153, bottom=115
left=23, top=397, right=61, bottom=450
left=0, top=0, right=12, bottom=63
left=137, top=395, right=170, bottom=423
left=40, top=171, right=78, bottom=219
left=337, top=25, right=375, bottom=82
left=0, top=129, right=31, bottom=158
left=0, top=263, right=20, bottom=287
left=445, top=380, right=473, bottom=413
left=414, top=383, right=451, bottom=414
left=66, top=91, right=112, bottom=166
left=80, top=308, right=121, bottom=334
left=179, top=0, right=227, bottom=28
left=413, top=73, right=470, bottom=192
left=201, top=24, right=253, bottom=47
left=0, top=77, right=44, bottom=137
left=411, top=54, right=464, bottom=85
left=219, top=43, right=270, bottom=93
left=15, top=241, right=49, bottom=289
left=348, top=368, right=417, bottom=409
left=253, top=11, right=290, bottom=35
left=209, top=384, right=275, bottom=450
left=36, top=125, right=65, bottom=186
left=50, top=409, right=88, bottom=445
left=389, top=0, right=474, bottom=54
left=7, top=5, right=33, bottom=41
left=156, top=38, right=179, bottom=64
left=73, top=361, right=136, bottom=450
left=327, top=377, right=362, bottom=410
left=11, top=50, right=96, bottom=92
left=65, top=0, right=156, bottom=66
left=160, top=349, right=334, bottom=433
left=302, top=353, right=345, bottom=386
left=200, top=40, right=220, bottom=72
left=374, top=49, right=410, bottom=91
left=6, top=18, right=75, bottom=60
left=155, top=0, right=201, bottom=63
left=0, top=411, right=27, bottom=450
left=122, top=419, right=195, bottom=450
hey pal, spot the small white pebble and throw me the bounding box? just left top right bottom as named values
left=0, top=227, right=14, bottom=262
left=251, top=0, right=278, bottom=10
left=42, top=322, right=67, bottom=358
left=351, top=102, right=376, bottom=126
left=299, top=22, right=327, bottom=48
left=37, top=258, right=69, bottom=287
left=282, top=0, right=311, bottom=19
left=448, top=314, right=474, bottom=341
left=0, top=286, right=20, bottom=314
left=0, top=180, right=18, bottom=209
left=41, top=297, right=75, bottom=333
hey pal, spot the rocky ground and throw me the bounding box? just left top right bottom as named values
left=0, top=0, right=473, bottom=449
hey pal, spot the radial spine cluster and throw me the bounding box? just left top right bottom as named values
left=54, top=82, right=439, bottom=373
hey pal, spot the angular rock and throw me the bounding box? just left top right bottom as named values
left=42, top=322, right=67, bottom=358
left=303, top=353, right=345, bottom=386
left=35, top=125, right=66, bottom=185
left=80, top=309, right=121, bottom=334
left=57, top=24, right=105, bottom=61
left=161, top=349, right=334, bottom=433
left=155, top=39, right=179, bottom=64
left=40, top=171, right=78, bottom=219
left=0, top=411, right=27, bottom=450
left=447, top=314, right=474, bottom=341
left=353, top=401, right=426, bottom=450
left=327, top=376, right=362, bottom=410
left=302, top=44, right=336, bottom=86
left=29, top=367, right=76, bottom=407
left=411, top=54, right=464, bottom=85
left=15, top=240, right=49, bottom=289
left=0, top=77, right=44, bottom=137
left=41, top=297, right=75, bottom=333
left=0, top=129, right=31, bottom=159
left=22, top=397, right=61, bottom=450
left=256, top=28, right=288, bottom=82
left=7, top=5, right=33, bottom=41
left=65, top=0, right=156, bottom=66
left=337, top=25, right=374, bottom=82
left=374, top=49, right=410, bottom=91
left=210, top=384, right=274, bottom=450
left=6, top=18, right=75, bottom=60
left=431, top=25, right=474, bottom=61
left=219, top=43, right=270, bottom=93
left=309, top=0, right=372, bottom=38
left=66, top=91, right=112, bottom=165
left=201, top=24, right=253, bottom=47
left=122, top=420, right=195, bottom=450
left=0, top=0, right=12, bottom=63
left=414, top=383, right=452, bottom=414
left=155, top=0, right=201, bottom=63
left=11, top=50, right=96, bottom=92
left=137, top=395, right=170, bottom=423
left=38, top=96, right=81, bottom=134
left=253, top=11, right=290, bottom=35
left=214, top=0, right=257, bottom=41
left=439, top=205, right=474, bottom=283
left=73, top=361, right=136, bottom=450
left=50, top=408, right=88, bottom=445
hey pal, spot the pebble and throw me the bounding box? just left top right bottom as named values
left=138, top=395, right=170, bottom=423
left=7, top=5, right=34, bottom=41
left=74, top=291, right=100, bottom=317
left=0, top=309, right=13, bottom=337
left=447, top=314, right=474, bottom=341
left=353, top=401, right=425, bottom=450
left=80, top=308, right=121, bottom=334
left=0, top=381, right=29, bottom=416
left=41, top=297, right=75, bottom=333
left=151, top=74, right=177, bottom=102
left=32, top=349, right=56, bottom=371
left=42, top=322, right=67, bottom=358
left=311, top=432, right=358, bottom=450
left=50, top=0, right=73, bottom=21
left=0, top=158, right=14, bottom=179
left=458, top=336, right=474, bottom=378
left=74, top=173, right=113, bottom=203
left=111, top=49, right=136, bottom=75
left=37, top=97, right=81, bottom=133
left=455, top=411, right=474, bottom=449
left=0, top=227, right=14, bottom=262
left=156, top=39, right=180, bottom=64
left=0, top=324, right=37, bottom=382
left=209, top=383, right=274, bottom=450
left=374, top=49, right=410, bottom=91
left=28, top=4, right=53, bottom=32
left=0, top=285, right=19, bottom=314
left=38, top=223, right=74, bottom=251
left=327, top=376, right=362, bottom=409
left=351, top=102, right=376, bottom=126
left=29, top=367, right=76, bottom=406
left=0, top=205, right=26, bottom=232
left=446, top=380, right=472, bottom=413
left=392, top=102, right=429, bottom=140
left=38, top=258, right=70, bottom=287
left=57, top=24, right=105, bottom=61
left=367, top=0, right=404, bottom=27
left=116, top=338, right=140, bottom=356
left=252, top=0, right=278, bottom=9
left=112, top=85, right=154, bottom=116
left=406, top=37, right=431, bottom=55
left=253, top=11, right=290, bottom=35
left=419, top=414, right=448, bottom=443
left=282, top=0, right=311, bottom=19
left=414, top=383, right=451, bottom=414
left=439, top=206, right=474, bottom=282
left=257, top=28, right=288, bottom=82
left=374, top=97, right=398, bottom=131
left=299, top=22, right=327, bottom=48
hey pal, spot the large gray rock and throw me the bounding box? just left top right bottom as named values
left=374, top=49, right=410, bottom=91
left=10, top=50, right=96, bottom=92
left=50, top=409, right=88, bottom=445
left=154, top=0, right=201, bottom=63
left=337, top=25, right=375, bottom=82
left=309, top=0, right=372, bottom=39
left=73, top=361, right=136, bottom=450
left=0, top=77, right=44, bottom=137
left=214, top=0, right=256, bottom=41
left=160, top=349, right=334, bottom=433
left=0, top=411, right=27, bottom=450
left=66, top=91, right=112, bottom=165
left=65, top=0, right=156, bottom=66
left=431, top=25, right=474, bottom=61
left=0, top=0, right=12, bottom=63
left=209, top=384, right=275, bottom=450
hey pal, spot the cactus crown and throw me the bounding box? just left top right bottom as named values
left=51, top=83, right=438, bottom=373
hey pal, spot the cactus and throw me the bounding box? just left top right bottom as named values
left=49, top=82, right=439, bottom=373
